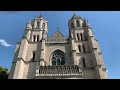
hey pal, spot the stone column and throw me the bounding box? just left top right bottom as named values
left=40, top=31, right=46, bottom=66
left=88, top=28, right=94, bottom=37
left=73, top=20, right=76, bottom=28
left=34, top=20, right=37, bottom=28
left=39, top=30, right=42, bottom=41
left=26, top=30, right=31, bottom=40
left=79, top=19, right=82, bottom=27
left=40, top=39, right=45, bottom=61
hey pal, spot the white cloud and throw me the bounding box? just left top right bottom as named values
left=106, top=70, right=109, bottom=73
left=0, top=39, right=13, bottom=47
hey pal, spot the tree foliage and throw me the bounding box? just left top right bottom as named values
left=0, top=66, right=9, bottom=79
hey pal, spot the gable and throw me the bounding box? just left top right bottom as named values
left=51, top=31, right=64, bottom=38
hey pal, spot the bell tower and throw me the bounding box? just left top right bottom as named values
left=30, top=15, right=48, bottom=66
left=68, top=13, right=108, bottom=79
left=31, top=15, right=48, bottom=42
left=68, top=13, right=86, bottom=65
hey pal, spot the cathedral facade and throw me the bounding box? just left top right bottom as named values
left=8, top=13, right=108, bottom=79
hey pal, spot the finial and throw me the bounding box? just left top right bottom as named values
left=83, top=17, right=86, bottom=21
left=28, top=20, right=31, bottom=24
left=57, top=24, right=60, bottom=31
left=72, top=11, right=76, bottom=14
left=57, top=27, right=59, bottom=31
left=84, top=17, right=88, bottom=22
left=34, top=16, right=37, bottom=19
left=40, top=13, right=42, bottom=17
left=26, top=20, right=32, bottom=30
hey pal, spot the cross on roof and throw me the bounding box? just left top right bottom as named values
left=57, top=24, right=60, bottom=31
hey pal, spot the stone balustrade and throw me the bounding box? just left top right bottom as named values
left=45, top=38, right=69, bottom=43
left=36, top=65, right=83, bottom=77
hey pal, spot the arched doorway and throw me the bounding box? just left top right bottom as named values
left=50, top=49, right=65, bottom=66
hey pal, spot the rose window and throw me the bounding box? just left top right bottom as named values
left=51, top=50, right=65, bottom=66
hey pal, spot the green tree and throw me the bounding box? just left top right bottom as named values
left=0, top=66, right=9, bottom=79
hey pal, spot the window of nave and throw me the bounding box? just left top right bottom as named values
left=51, top=49, right=65, bottom=66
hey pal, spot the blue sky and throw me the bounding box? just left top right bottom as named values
left=0, top=11, right=120, bottom=79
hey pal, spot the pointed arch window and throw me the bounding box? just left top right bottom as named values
left=82, top=44, right=86, bottom=53
left=37, top=21, right=40, bottom=28
left=33, top=52, right=35, bottom=61
left=37, top=35, right=39, bottom=42
left=51, top=50, right=65, bottom=66
left=57, top=59, right=61, bottom=65
left=78, top=45, right=81, bottom=52
left=42, top=23, right=45, bottom=29
left=82, top=58, right=86, bottom=67
left=77, top=33, right=80, bottom=41
left=84, top=33, right=87, bottom=41
left=33, top=35, right=36, bottom=42
left=52, top=60, right=56, bottom=65
left=71, top=22, right=74, bottom=28
left=61, top=60, right=65, bottom=65
left=76, top=20, right=80, bottom=27
left=80, top=33, right=83, bottom=41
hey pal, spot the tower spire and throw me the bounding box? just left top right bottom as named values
left=36, top=12, right=44, bottom=19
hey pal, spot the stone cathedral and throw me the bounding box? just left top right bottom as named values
left=8, top=13, right=108, bottom=79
